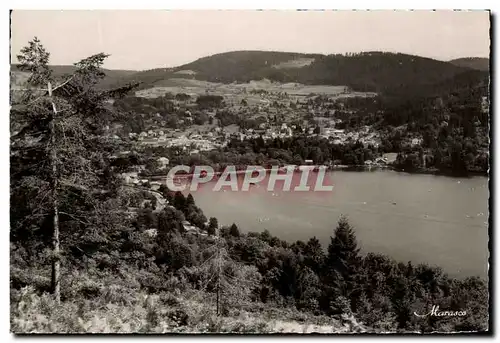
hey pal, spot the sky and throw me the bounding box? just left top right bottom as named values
left=10, top=10, right=491, bottom=71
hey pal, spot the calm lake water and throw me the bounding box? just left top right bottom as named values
left=188, top=170, right=489, bottom=279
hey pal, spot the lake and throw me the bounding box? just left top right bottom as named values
left=188, top=170, right=489, bottom=279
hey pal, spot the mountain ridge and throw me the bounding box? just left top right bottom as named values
left=11, top=51, right=489, bottom=73
left=11, top=50, right=489, bottom=99
left=449, top=57, right=489, bottom=71
left=117, top=51, right=489, bottom=98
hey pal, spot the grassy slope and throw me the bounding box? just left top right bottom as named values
left=10, top=262, right=370, bottom=334
left=11, top=287, right=368, bottom=333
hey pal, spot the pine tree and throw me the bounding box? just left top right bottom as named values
left=186, top=193, right=195, bottom=207
left=207, top=217, right=218, bottom=236
left=327, top=216, right=360, bottom=275
left=229, top=223, right=240, bottom=237
left=195, top=227, right=260, bottom=316
left=11, top=37, right=135, bottom=303
left=157, top=207, right=185, bottom=237
left=173, top=191, right=186, bottom=212
left=324, top=215, right=362, bottom=313
left=304, top=236, right=325, bottom=274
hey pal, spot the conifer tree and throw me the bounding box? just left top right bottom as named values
left=229, top=223, right=240, bottom=237
left=327, top=216, right=360, bottom=273
left=324, top=215, right=362, bottom=313
left=11, top=37, right=135, bottom=303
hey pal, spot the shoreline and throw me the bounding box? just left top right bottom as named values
left=145, top=164, right=488, bottom=179
left=328, top=164, right=488, bottom=178
left=390, top=167, right=489, bottom=178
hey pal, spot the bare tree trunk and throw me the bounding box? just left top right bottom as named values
left=216, top=226, right=222, bottom=316
left=48, top=81, right=60, bottom=305
left=216, top=235, right=220, bottom=315
left=51, top=154, right=60, bottom=305
left=216, top=268, right=220, bottom=315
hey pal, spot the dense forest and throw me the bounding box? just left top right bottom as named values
left=136, top=132, right=486, bottom=177
left=449, top=57, right=490, bottom=71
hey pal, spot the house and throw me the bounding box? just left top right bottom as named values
left=150, top=181, right=162, bottom=191
left=411, top=138, right=423, bottom=147
left=182, top=220, right=198, bottom=233
left=122, top=175, right=134, bottom=185
left=121, top=172, right=139, bottom=184
left=158, top=157, right=170, bottom=169
left=481, top=96, right=489, bottom=113
left=143, top=229, right=158, bottom=238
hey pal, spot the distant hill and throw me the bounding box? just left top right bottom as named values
left=11, top=51, right=489, bottom=100
left=111, top=51, right=487, bottom=98
left=11, top=64, right=138, bottom=78
left=449, top=57, right=489, bottom=71
left=174, top=50, right=321, bottom=83
left=10, top=64, right=138, bottom=89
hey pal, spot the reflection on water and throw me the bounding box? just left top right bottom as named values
left=186, top=170, right=489, bottom=279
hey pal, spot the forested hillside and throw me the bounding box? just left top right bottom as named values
left=57, top=50, right=485, bottom=98
left=12, top=50, right=489, bottom=101
left=449, top=57, right=489, bottom=71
